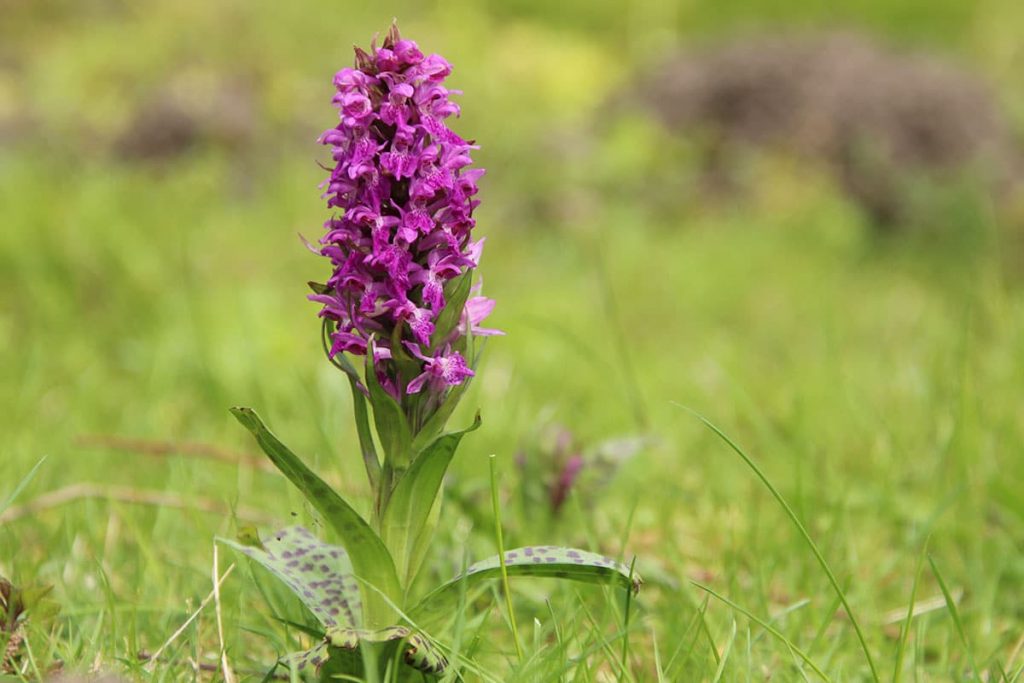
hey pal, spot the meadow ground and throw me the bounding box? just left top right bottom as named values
left=2, top=1, right=1024, bottom=680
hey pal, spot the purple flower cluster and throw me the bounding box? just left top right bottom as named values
left=309, top=26, right=499, bottom=399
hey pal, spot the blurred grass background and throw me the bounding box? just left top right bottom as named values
left=2, top=0, right=1024, bottom=679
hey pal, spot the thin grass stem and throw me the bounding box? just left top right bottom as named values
left=928, top=555, right=980, bottom=680
left=710, top=619, right=737, bottom=683
left=619, top=556, right=638, bottom=681
left=692, top=581, right=831, bottom=682
left=489, top=454, right=523, bottom=661
left=893, top=537, right=930, bottom=682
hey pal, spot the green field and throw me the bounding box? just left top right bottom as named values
left=3, top=0, right=1024, bottom=680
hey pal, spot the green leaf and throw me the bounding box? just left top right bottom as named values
left=326, top=626, right=448, bottom=675
left=281, top=640, right=330, bottom=674
left=429, top=270, right=473, bottom=351
left=270, top=616, right=324, bottom=640
left=229, top=407, right=401, bottom=627
left=219, top=526, right=361, bottom=629
left=348, top=376, right=381, bottom=491
left=381, top=415, right=481, bottom=586
left=404, top=488, right=443, bottom=594
left=364, top=353, right=412, bottom=468
left=319, top=319, right=381, bottom=489
left=410, top=380, right=473, bottom=454
left=411, top=546, right=641, bottom=620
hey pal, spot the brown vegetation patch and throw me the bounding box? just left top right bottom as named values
left=634, top=31, right=1021, bottom=228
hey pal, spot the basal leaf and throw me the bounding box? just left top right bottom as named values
left=411, top=546, right=641, bottom=620
left=229, top=407, right=401, bottom=626
left=219, top=526, right=361, bottom=629
left=281, top=627, right=448, bottom=678
left=281, top=640, right=330, bottom=674
left=327, top=626, right=448, bottom=676
left=381, top=415, right=481, bottom=586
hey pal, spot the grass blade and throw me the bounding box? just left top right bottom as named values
left=620, top=556, right=638, bottom=681
left=710, top=619, right=737, bottom=683
left=0, top=457, right=46, bottom=517
left=928, top=555, right=980, bottom=680
left=893, top=539, right=929, bottom=682
left=489, top=454, right=523, bottom=661
left=692, top=582, right=831, bottom=682
left=677, top=404, right=879, bottom=682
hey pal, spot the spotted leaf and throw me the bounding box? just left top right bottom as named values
left=282, top=627, right=448, bottom=678
left=229, top=407, right=401, bottom=627
left=281, top=640, right=330, bottom=674
left=412, top=546, right=641, bottom=620
left=219, top=526, right=361, bottom=629
left=326, top=626, right=448, bottom=675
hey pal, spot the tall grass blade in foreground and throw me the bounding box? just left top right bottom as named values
left=928, top=555, right=980, bottom=680
left=675, top=403, right=880, bottom=682
left=489, top=454, right=523, bottom=661
left=710, top=619, right=737, bottom=683
left=0, top=458, right=45, bottom=517
left=892, top=540, right=929, bottom=682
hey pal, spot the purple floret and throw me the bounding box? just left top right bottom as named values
left=310, top=24, right=498, bottom=396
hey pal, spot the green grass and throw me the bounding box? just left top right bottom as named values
left=3, top=0, right=1024, bottom=680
